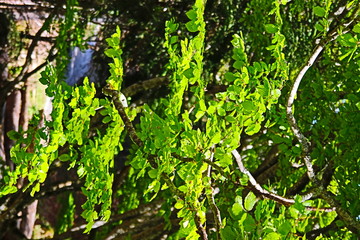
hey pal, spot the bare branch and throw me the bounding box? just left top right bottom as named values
left=232, top=149, right=295, bottom=206
left=12, top=11, right=56, bottom=86
left=206, top=146, right=222, bottom=239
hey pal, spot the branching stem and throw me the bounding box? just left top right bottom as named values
left=285, top=5, right=360, bottom=233
left=104, top=87, right=207, bottom=238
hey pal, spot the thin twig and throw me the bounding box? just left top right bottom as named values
left=206, top=146, right=222, bottom=239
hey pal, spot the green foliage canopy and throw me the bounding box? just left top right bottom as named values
left=0, top=0, right=359, bottom=239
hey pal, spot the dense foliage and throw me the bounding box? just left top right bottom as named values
left=0, top=0, right=359, bottom=239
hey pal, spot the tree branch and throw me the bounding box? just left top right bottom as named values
left=12, top=11, right=56, bottom=86
left=286, top=4, right=360, bottom=234
left=206, top=146, right=222, bottom=239
left=122, top=76, right=168, bottom=97
left=232, top=149, right=295, bottom=206
left=231, top=150, right=336, bottom=213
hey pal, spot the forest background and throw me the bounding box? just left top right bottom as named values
left=0, top=0, right=359, bottom=239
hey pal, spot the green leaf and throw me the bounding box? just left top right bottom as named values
left=104, top=48, right=118, bottom=58
left=195, top=110, right=205, bottom=120
left=1, top=185, right=18, bottom=195
left=225, top=72, right=237, bottom=82
left=220, top=226, right=237, bottom=239
left=353, top=23, right=360, bottom=33
left=233, top=61, right=244, bottom=70
left=174, top=200, right=184, bottom=209
left=315, top=23, right=324, bottom=32
left=77, top=166, right=85, bottom=178
left=170, top=36, right=178, bottom=44
left=243, top=214, right=256, bottom=231
left=313, top=6, right=326, bottom=17
left=242, top=101, right=256, bottom=111
left=183, top=68, right=194, bottom=79
left=39, top=76, right=49, bottom=85
left=278, top=220, right=292, bottom=236
left=231, top=202, right=243, bottom=217
left=148, top=169, right=158, bottom=179
left=186, top=10, right=197, bottom=20
left=245, top=123, right=261, bottom=135
left=253, top=61, right=262, bottom=71
left=185, top=21, right=198, bottom=32
left=210, top=132, right=222, bottom=144
left=59, top=154, right=71, bottom=162
left=225, top=115, right=236, bottom=123
left=356, top=102, right=360, bottom=110
left=102, top=116, right=112, bottom=124
left=7, top=130, right=21, bottom=141
left=244, top=191, right=257, bottom=211
left=264, top=232, right=281, bottom=240
left=166, top=20, right=178, bottom=33
left=265, top=24, right=278, bottom=34
left=217, top=107, right=226, bottom=116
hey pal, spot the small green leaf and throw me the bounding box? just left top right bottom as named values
left=243, top=214, right=256, bottom=231
left=353, top=23, right=360, bottom=33
left=148, top=169, right=158, bottom=179
left=313, top=6, right=326, bottom=17
left=178, top=185, right=187, bottom=193
left=233, top=61, right=244, bottom=70
left=225, top=72, right=237, bottom=82
left=217, top=107, right=226, bottom=116
left=186, top=10, right=197, bottom=20
left=264, top=232, right=281, bottom=240
left=104, top=48, right=118, bottom=58
left=242, top=101, right=256, bottom=111
left=265, top=24, right=278, bottom=34
left=7, top=130, right=21, bottom=141
left=39, top=76, right=49, bottom=85
left=244, top=191, right=257, bottom=211
left=315, top=23, right=324, bottom=32
left=278, top=220, right=292, bottom=236
left=59, top=154, right=71, bottom=162
left=220, top=226, right=237, bottom=239
left=185, top=21, right=198, bottom=32
left=253, top=62, right=262, bottom=71
left=356, top=102, right=360, bottom=110
left=174, top=200, right=184, bottom=209
left=77, top=166, right=85, bottom=178
left=166, top=20, right=178, bottom=33
left=170, top=36, right=178, bottom=44
left=225, top=115, right=236, bottom=123
left=183, top=68, right=194, bottom=79
left=210, top=132, right=222, bottom=144
left=231, top=202, right=243, bottom=217
left=102, top=116, right=112, bottom=124
left=1, top=185, right=18, bottom=195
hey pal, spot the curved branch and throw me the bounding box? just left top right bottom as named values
left=232, top=149, right=295, bottom=206
left=286, top=4, right=360, bottom=234
left=231, top=150, right=336, bottom=213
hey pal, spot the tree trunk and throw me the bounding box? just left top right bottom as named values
left=0, top=12, right=10, bottom=162
left=0, top=12, right=38, bottom=239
